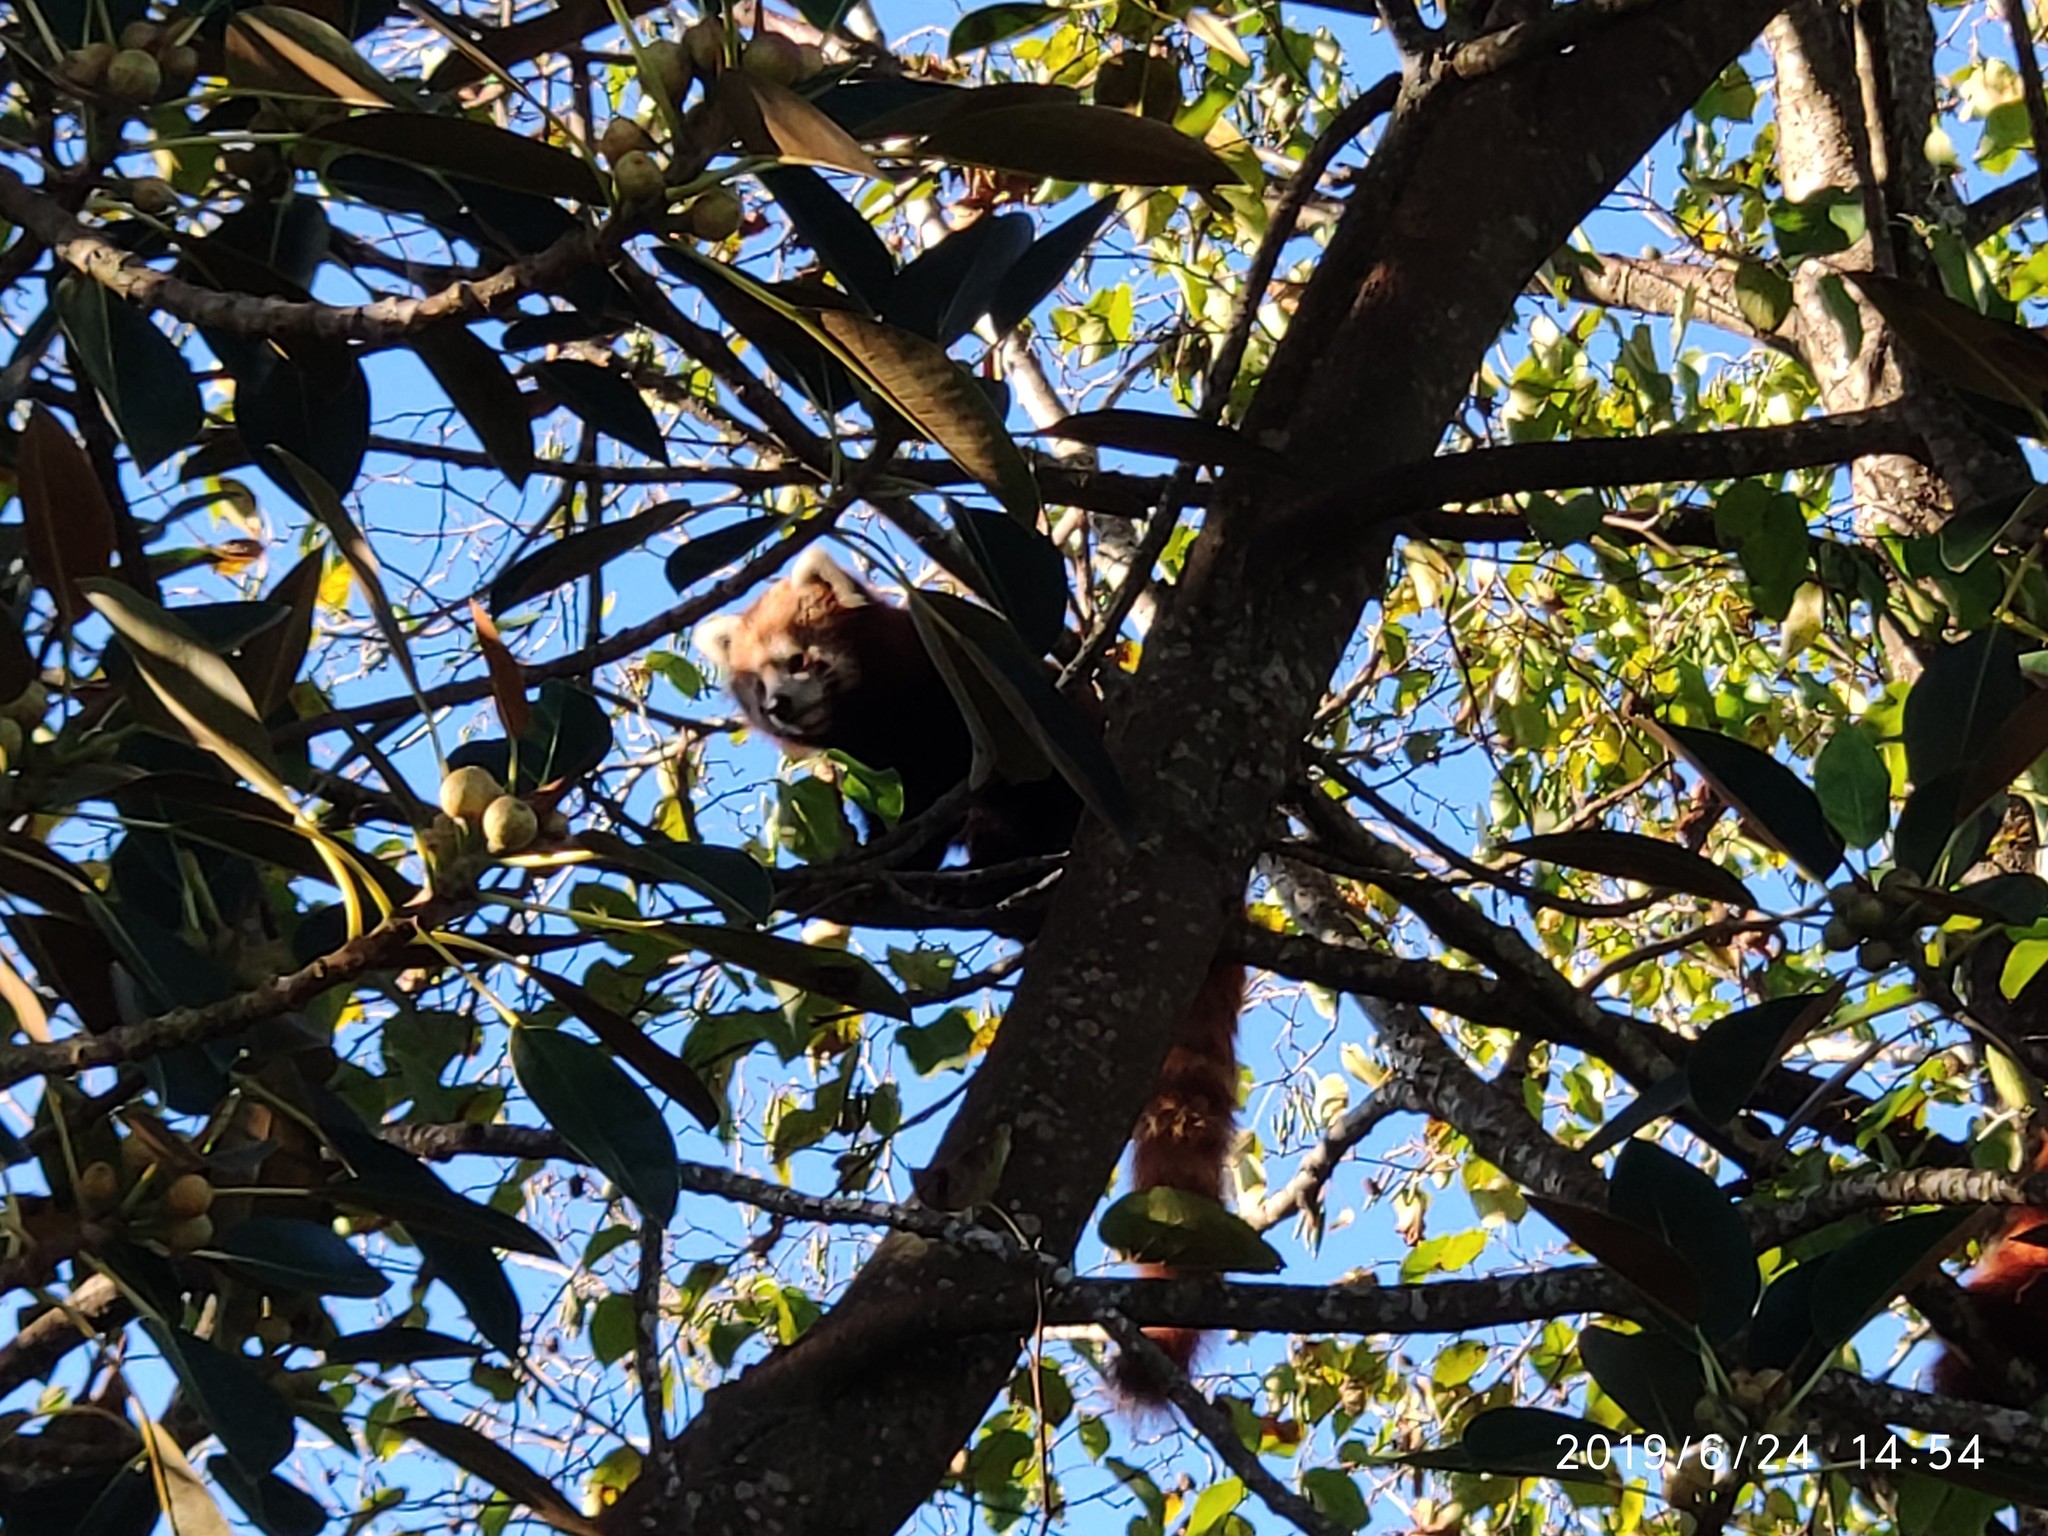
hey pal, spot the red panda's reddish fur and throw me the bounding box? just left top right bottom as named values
left=698, top=549, right=1246, bottom=1398
left=1931, top=1199, right=2048, bottom=1403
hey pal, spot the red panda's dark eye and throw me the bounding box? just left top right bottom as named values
left=783, top=652, right=809, bottom=674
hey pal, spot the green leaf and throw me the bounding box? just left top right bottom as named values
left=82, top=580, right=288, bottom=804
left=909, top=589, right=1130, bottom=832
left=237, top=333, right=370, bottom=501
left=948, top=3, right=1061, bottom=54
left=145, top=1320, right=296, bottom=1473
left=951, top=504, right=1068, bottom=656
left=1460, top=1408, right=1621, bottom=1483
left=922, top=102, right=1243, bottom=188
left=989, top=196, right=1117, bottom=335
left=242, top=549, right=325, bottom=718
left=1686, top=986, right=1840, bottom=1124
left=311, top=111, right=604, bottom=203
left=490, top=501, right=694, bottom=613
left=1299, top=1467, right=1368, bottom=1530
left=1502, top=829, right=1757, bottom=910
left=1731, top=261, right=1793, bottom=334
left=324, top=1125, right=558, bottom=1259
left=898, top=1008, right=977, bottom=1074
left=225, top=6, right=416, bottom=107
left=534, top=359, right=668, bottom=463
left=136, top=1421, right=235, bottom=1536
left=1186, top=1479, right=1245, bottom=1535
left=1711, top=480, right=1808, bottom=621
left=759, top=166, right=897, bottom=312
left=205, top=1216, right=389, bottom=1297
left=1903, top=629, right=2027, bottom=790
left=670, top=923, right=911, bottom=1020
left=1847, top=271, right=2048, bottom=434
left=1523, top=493, right=1608, bottom=546
left=1577, top=1326, right=1703, bottom=1440
left=55, top=276, right=203, bottom=472
left=576, top=828, right=774, bottom=924
left=1043, top=409, right=1291, bottom=473
left=17, top=404, right=116, bottom=630
left=1526, top=1196, right=1700, bottom=1321
left=1938, top=483, right=2048, bottom=572
left=447, top=679, right=614, bottom=791
left=717, top=72, right=882, bottom=179
left=208, top=1459, right=328, bottom=1536
left=1644, top=719, right=1843, bottom=882
left=323, top=1326, right=487, bottom=1365
left=663, top=515, right=789, bottom=595
left=811, top=310, right=1041, bottom=521
left=888, top=211, right=1035, bottom=346
left=1806, top=1210, right=1976, bottom=1364
left=1769, top=187, right=1866, bottom=258
left=527, top=969, right=722, bottom=1129
left=411, top=321, right=536, bottom=488
left=389, top=1413, right=603, bottom=1536
left=1609, top=1140, right=1757, bottom=1342
left=511, top=1026, right=680, bottom=1223
left=1097, top=1187, right=1283, bottom=1272
left=1813, top=724, right=1892, bottom=848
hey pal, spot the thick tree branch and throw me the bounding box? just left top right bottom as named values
left=1545, top=251, right=1804, bottom=353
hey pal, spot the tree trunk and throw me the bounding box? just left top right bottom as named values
left=610, top=6, right=1795, bottom=1531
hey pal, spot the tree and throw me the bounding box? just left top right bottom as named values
left=14, top=0, right=2048, bottom=1531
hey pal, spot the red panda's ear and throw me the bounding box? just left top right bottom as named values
left=790, top=547, right=870, bottom=607
left=694, top=615, right=742, bottom=669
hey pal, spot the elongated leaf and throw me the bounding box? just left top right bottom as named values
left=1939, top=483, right=2048, bottom=573
left=1812, top=723, right=1892, bottom=848
left=1846, top=271, right=2048, bottom=434
left=492, top=501, right=693, bottom=613
left=948, top=2, right=1061, bottom=54
left=922, top=102, right=1242, bottom=188
left=312, top=111, right=603, bottom=203
left=576, top=828, right=773, bottom=923
left=1577, top=1326, right=1703, bottom=1441
left=272, top=449, right=427, bottom=709
left=758, top=167, right=897, bottom=313
left=238, top=332, right=370, bottom=501
left=323, top=1326, right=487, bottom=1365
left=390, top=1413, right=604, bottom=1536
left=137, top=1420, right=236, bottom=1536
left=533, top=358, right=668, bottom=462
left=1578, top=1071, right=1693, bottom=1160
left=886, top=211, right=1034, bottom=345
left=1457, top=1408, right=1622, bottom=1483
left=1608, top=1139, right=1756, bottom=1341
left=1686, top=985, right=1840, bottom=1124
left=470, top=600, right=531, bottom=738
left=226, top=6, right=414, bottom=106
left=324, top=1125, right=557, bottom=1259
left=718, top=72, right=882, bottom=179
left=208, top=1458, right=327, bottom=1536
left=910, top=590, right=1129, bottom=832
left=1098, top=1187, right=1282, bottom=1272
left=205, top=1216, right=389, bottom=1297
left=990, top=196, right=1117, bottom=335
left=18, top=405, right=116, bottom=629
left=414, top=1228, right=525, bottom=1356
left=670, top=922, right=910, bottom=1020
left=952, top=504, right=1068, bottom=656
left=411, top=321, right=535, bottom=487
left=83, top=581, right=287, bottom=802
left=1807, top=1209, right=1977, bottom=1363
left=812, top=310, right=1040, bottom=520
left=242, top=550, right=325, bottom=718
left=1526, top=1196, right=1701, bottom=1321
left=1904, top=629, right=2027, bottom=790
left=663, top=515, right=789, bottom=595
left=55, top=277, right=203, bottom=472
left=1503, top=829, right=1757, bottom=910
left=1044, top=409, right=1290, bottom=473
left=529, top=969, right=721, bottom=1129
left=447, top=679, right=613, bottom=792
left=511, top=1026, right=679, bottom=1222
left=145, top=1320, right=295, bottom=1472
left=1642, top=720, right=1842, bottom=882
left=1958, top=684, right=2048, bottom=820
left=844, top=81, right=1085, bottom=139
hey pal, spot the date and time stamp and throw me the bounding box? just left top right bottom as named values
left=1551, top=1431, right=1985, bottom=1477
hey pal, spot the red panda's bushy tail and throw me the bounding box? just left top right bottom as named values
left=1111, top=959, right=1246, bottom=1403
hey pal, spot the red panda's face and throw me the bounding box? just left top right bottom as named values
left=695, top=549, right=872, bottom=749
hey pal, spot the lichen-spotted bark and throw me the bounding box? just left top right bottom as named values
left=616, top=5, right=1794, bottom=1532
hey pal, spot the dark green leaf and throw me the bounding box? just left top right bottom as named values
left=18, top=405, right=116, bottom=630
left=575, top=828, right=774, bottom=924
left=511, top=1026, right=679, bottom=1223
left=716, top=71, right=882, bottom=179
left=225, top=6, right=416, bottom=106
left=208, top=1459, right=328, bottom=1536
left=1812, top=724, right=1892, bottom=848
left=323, top=1326, right=487, bottom=1365
left=1807, top=1210, right=1977, bottom=1363
left=1956, top=686, right=2048, bottom=820
left=411, top=321, right=536, bottom=488
left=1460, top=1408, right=1621, bottom=1483
left=1097, top=1187, right=1283, bottom=1272
left=662, top=515, right=788, bottom=595
left=447, top=679, right=613, bottom=791
left=1847, top=271, right=2048, bottom=433
left=1577, top=1072, right=1692, bottom=1160
left=1526, top=1196, right=1700, bottom=1321
left=204, top=1216, right=389, bottom=1297
left=898, top=1008, right=977, bottom=1075
left=1644, top=720, right=1843, bottom=882
left=55, top=277, right=203, bottom=472
left=1747, top=1260, right=1823, bottom=1371
left=1939, top=484, right=2048, bottom=573
left=414, top=1228, right=525, bottom=1356
left=1769, top=187, right=1866, bottom=258
left=528, top=969, right=722, bottom=1129
left=1711, top=480, right=1808, bottom=621
left=951, top=504, right=1068, bottom=656
left=237, top=334, right=370, bottom=501
left=241, top=550, right=325, bottom=718
left=669, top=922, right=912, bottom=1020
left=491, top=501, right=694, bottom=613
left=1687, top=987, right=1839, bottom=1125
left=1044, top=409, right=1291, bottom=474
left=1731, top=261, right=1792, bottom=334
left=1503, top=829, right=1757, bottom=910
left=948, top=3, right=1061, bottom=54
left=1609, top=1140, right=1756, bottom=1341
left=841, top=81, right=1084, bottom=139
left=793, top=0, right=857, bottom=34
left=758, top=166, right=897, bottom=313
left=324, top=1124, right=557, bottom=1259
left=388, top=1413, right=601, bottom=1536
left=989, top=196, right=1117, bottom=336
left=921, top=103, right=1242, bottom=188
left=145, top=1320, right=295, bottom=1473
left=311, top=111, right=604, bottom=203
left=1578, top=1326, right=1703, bottom=1440
left=885, top=211, right=1034, bottom=345
left=1904, top=629, right=2027, bottom=790
left=534, top=359, right=668, bottom=463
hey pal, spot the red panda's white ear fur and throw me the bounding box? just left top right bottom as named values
left=791, top=547, right=869, bottom=606
left=693, top=615, right=740, bottom=669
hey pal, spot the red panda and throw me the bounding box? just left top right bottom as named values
left=696, top=546, right=1246, bottom=1398
left=1931, top=1203, right=2048, bottom=1404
